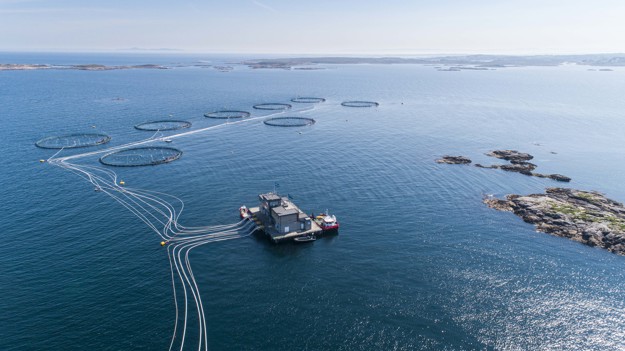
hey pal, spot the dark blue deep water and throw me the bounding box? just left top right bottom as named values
left=2, top=53, right=625, bottom=350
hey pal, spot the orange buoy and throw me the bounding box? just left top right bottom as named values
left=160, top=241, right=167, bottom=246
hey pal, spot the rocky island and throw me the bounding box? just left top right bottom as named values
left=435, top=149, right=623, bottom=254
left=485, top=188, right=625, bottom=255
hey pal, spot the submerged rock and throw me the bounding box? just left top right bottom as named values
left=531, top=173, right=571, bottom=182
left=484, top=188, right=625, bottom=255
left=475, top=162, right=536, bottom=174
left=548, top=174, right=572, bottom=182
left=500, top=163, right=537, bottom=173
left=436, top=156, right=472, bottom=164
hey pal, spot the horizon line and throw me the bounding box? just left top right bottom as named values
left=2, top=49, right=625, bottom=57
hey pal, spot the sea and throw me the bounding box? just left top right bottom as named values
left=2, top=52, right=625, bottom=351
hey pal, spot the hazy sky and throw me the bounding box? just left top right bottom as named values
left=1, top=0, right=624, bottom=54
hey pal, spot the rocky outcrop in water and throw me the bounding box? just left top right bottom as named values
left=436, top=149, right=571, bottom=182
left=533, top=173, right=572, bottom=182
left=436, top=156, right=472, bottom=164
left=484, top=188, right=625, bottom=255
left=477, top=150, right=571, bottom=182
left=475, top=162, right=537, bottom=174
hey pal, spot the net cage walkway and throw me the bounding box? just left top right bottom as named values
left=99, top=146, right=183, bottom=167
left=341, top=101, right=379, bottom=107
left=290, top=97, right=326, bottom=103
left=203, top=110, right=251, bottom=119
left=134, top=120, right=192, bottom=131
left=263, top=116, right=316, bottom=127
left=35, top=133, right=112, bottom=149
left=253, top=103, right=292, bottom=111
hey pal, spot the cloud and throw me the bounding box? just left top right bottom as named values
left=251, top=0, right=278, bottom=13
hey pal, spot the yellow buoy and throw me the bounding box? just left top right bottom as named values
left=39, top=159, right=46, bottom=163
left=160, top=241, right=166, bottom=247
left=119, top=180, right=125, bottom=186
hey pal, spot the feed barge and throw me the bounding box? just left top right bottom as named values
left=240, top=192, right=339, bottom=243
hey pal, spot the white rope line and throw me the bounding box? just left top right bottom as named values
left=42, top=102, right=323, bottom=349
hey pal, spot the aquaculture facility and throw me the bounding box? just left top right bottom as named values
left=241, top=193, right=339, bottom=243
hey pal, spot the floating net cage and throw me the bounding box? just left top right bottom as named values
left=341, top=101, right=379, bottom=108
left=290, top=97, right=326, bottom=104
left=204, top=110, right=251, bottom=119
left=253, top=103, right=292, bottom=111
left=134, top=120, right=192, bottom=131
left=35, top=133, right=111, bottom=149
left=264, top=117, right=316, bottom=127
left=99, top=146, right=183, bottom=167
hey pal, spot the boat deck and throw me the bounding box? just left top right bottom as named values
left=248, top=206, right=322, bottom=243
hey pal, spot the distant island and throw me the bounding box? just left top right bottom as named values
left=242, top=53, right=625, bottom=69
left=117, top=47, right=183, bottom=52
left=0, top=63, right=168, bottom=71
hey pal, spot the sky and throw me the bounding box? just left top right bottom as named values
left=1, top=0, right=624, bottom=54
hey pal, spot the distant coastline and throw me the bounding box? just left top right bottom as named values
left=0, top=62, right=237, bottom=72
left=2, top=53, right=625, bottom=71
left=0, top=63, right=168, bottom=71
left=241, top=54, right=625, bottom=69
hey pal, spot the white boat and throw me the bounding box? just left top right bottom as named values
left=239, top=205, right=250, bottom=219
left=314, top=210, right=339, bottom=232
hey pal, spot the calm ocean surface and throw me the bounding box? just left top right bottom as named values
left=2, top=53, right=625, bottom=351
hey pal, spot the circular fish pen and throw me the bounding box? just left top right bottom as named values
left=341, top=101, right=379, bottom=108
left=35, top=133, right=111, bottom=149
left=263, top=117, right=316, bottom=127
left=203, top=110, right=251, bottom=119
left=253, top=103, right=292, bottom=111
left=134, top=120, right=192, bottom=131
left=99, top=146, right=183, bottom=167
left=290, top=97, right=326, bottom=104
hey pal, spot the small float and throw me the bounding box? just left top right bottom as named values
left=294, top=234, right=316, bottom=243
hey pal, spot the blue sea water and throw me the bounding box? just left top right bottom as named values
left=2, top=53, right=625, bottom=351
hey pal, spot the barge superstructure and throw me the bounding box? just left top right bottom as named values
left=242, top=192, right=338, bottom=243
